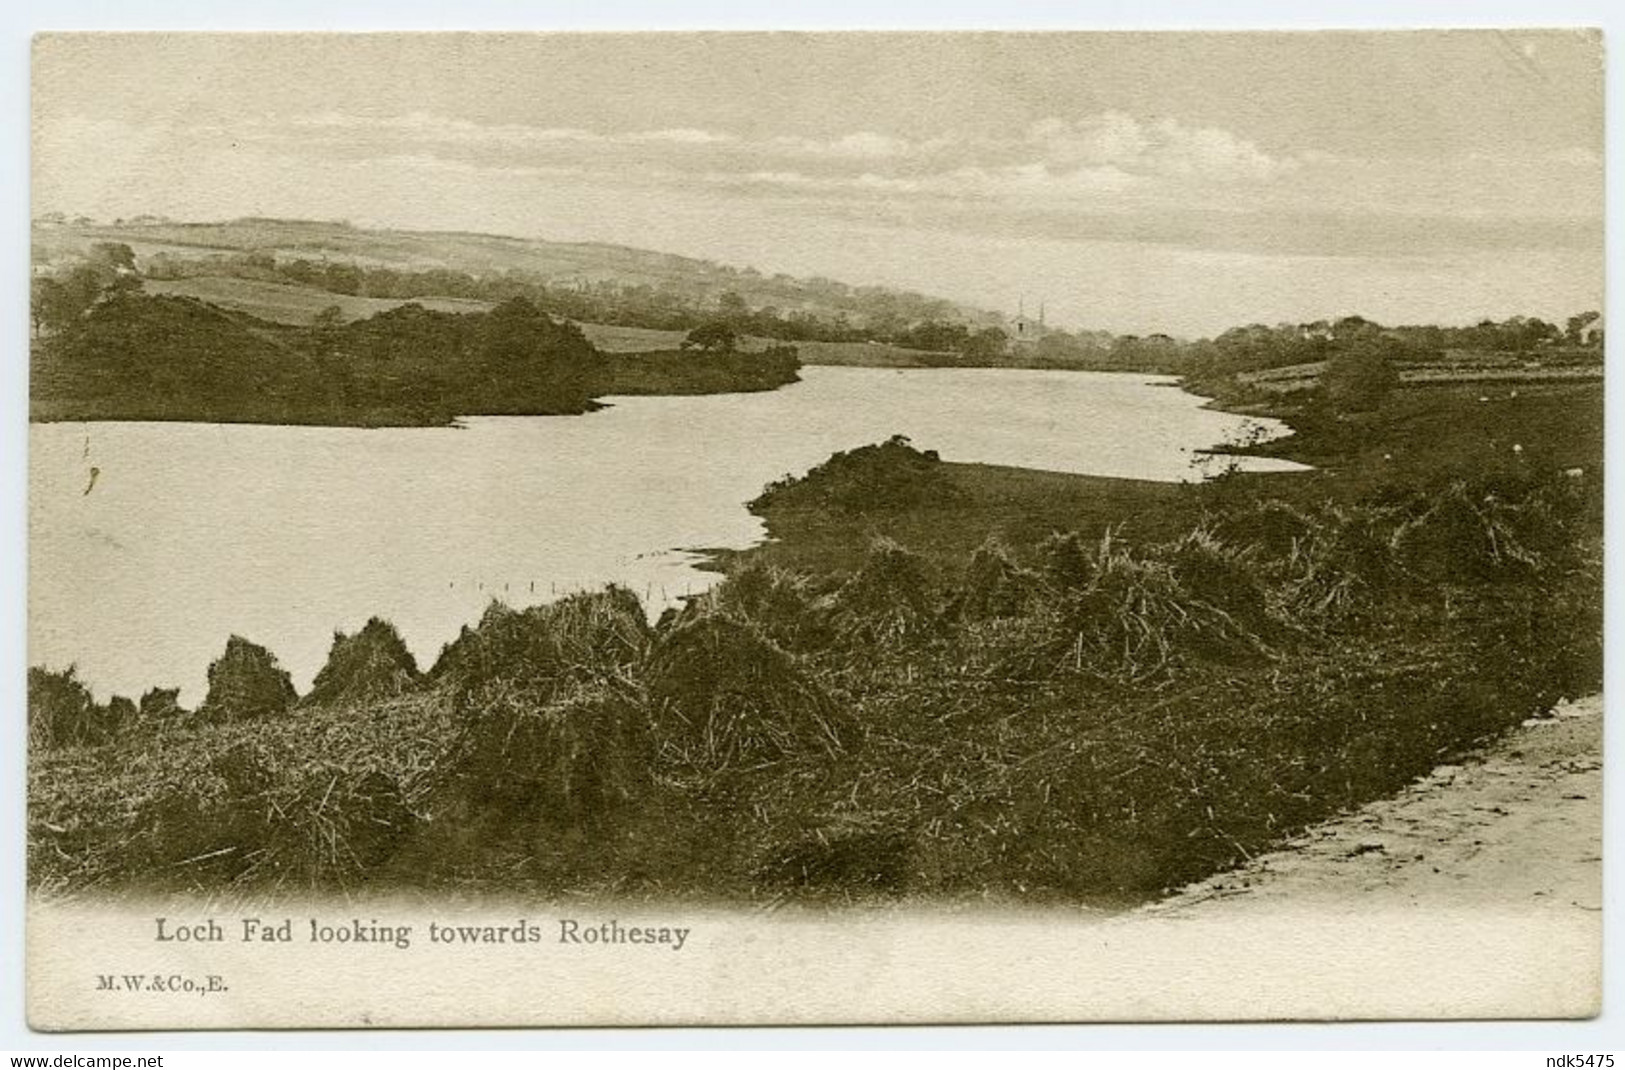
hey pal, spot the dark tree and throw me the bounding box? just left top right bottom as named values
left=1566, top=311, right=1602, bottom=347
left=961, top=326, right=1009, bottom=362
left=88, top=242, right=136, bottom=273
left=682, top=321, right=741, bottom=353
left=31, top=277, right=69, bottom=337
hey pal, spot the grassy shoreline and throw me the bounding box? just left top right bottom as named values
left=717, top=370, right=1610, bottom=585
left=31, top=350, right=804, bottom=429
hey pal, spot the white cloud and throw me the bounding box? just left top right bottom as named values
left=922, top=162, right=1139, bottom=200
left=1024, top=112, right=1295, bottom=181
left=242, top=109, right=1303, bottom=209
left=224, top=109, right=1299, bottom=190
left=769, top=131, right=917, bottom=159
left=627, top=128, right=737, bottom=145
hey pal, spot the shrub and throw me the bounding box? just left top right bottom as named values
left=198, top=636, right=298, bottom=723
left=303, top=617, right=422, bottom=707
left=1321, top=340, right=1399, bottom=412
left=753, top=435, right=951, bottom=514
left=680, top=320, right=739, bottom=353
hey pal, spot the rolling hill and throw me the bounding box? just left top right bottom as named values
left=32, top=216, right=996, bottom=332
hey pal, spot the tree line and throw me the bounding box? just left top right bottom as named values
left=34, top=242, right=1602, bottom=395
left=30, top=259, right=800, bottom=426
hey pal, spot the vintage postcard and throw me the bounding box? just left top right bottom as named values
left=25, top=31, right=1603, bottom=1029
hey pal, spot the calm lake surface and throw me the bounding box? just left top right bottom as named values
left=30, top=366, right=1306, bottom=703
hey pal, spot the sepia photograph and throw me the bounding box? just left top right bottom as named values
left=22, top=28, right=1605, bottom=1030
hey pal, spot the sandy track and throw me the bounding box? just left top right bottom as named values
left=1151, top=694, right=1603, bottom=916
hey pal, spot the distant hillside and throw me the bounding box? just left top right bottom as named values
left=32, top=216, right=997, bottom=334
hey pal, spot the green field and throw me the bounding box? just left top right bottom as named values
left=574, top=322, right=690, bottom=352
left=38, top=218, right=778, bottom=288
left=1231, top=380, right=1603, bottom=487
left=140, top=277, right=691, bottom=352
left=144, top=276, right=493, bottom=325
left=1237, top=353, right=1603, bottom=394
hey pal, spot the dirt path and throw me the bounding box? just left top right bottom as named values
left=1150, top=694, right=1603, bottom=917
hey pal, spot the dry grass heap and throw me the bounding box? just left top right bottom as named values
left=25, top=446, right=1602, bottom=902
left=1047, top=534, right=1269, bottom=679
left=427, top=589, right=657, bottom=861
left=432, top=587, right=650, bottom=698
left=27, top=665, right=117, bottom=750
left=129, top=740, right=416, bottom=890
left=828, top=537, right=939, bottom=647
left=437, top=681, right=651, bottom=837
left=1036, top=530, right=1095, bottom=591
left=198, top=635, right=297, bottom=723
left=1392, top=479, right=1583, bottom=584
left=646, top=613, right=856, bottom=771
left=1160, top=527, right=1271, bottom=634
left=303, top=617, right=422, bottom=707
left=691, top=561, right=833, bottom=653
left=30, top=688, right=452, bottom=894
left=953, top=537, right=1041, bottom=621
left=137, top=686, right=184, bottom=722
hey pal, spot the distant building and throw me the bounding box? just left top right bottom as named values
left=1011, top=297, right=1047, bottom=346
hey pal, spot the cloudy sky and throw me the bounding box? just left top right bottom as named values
left=33, top=32, right=1603, bottom=335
